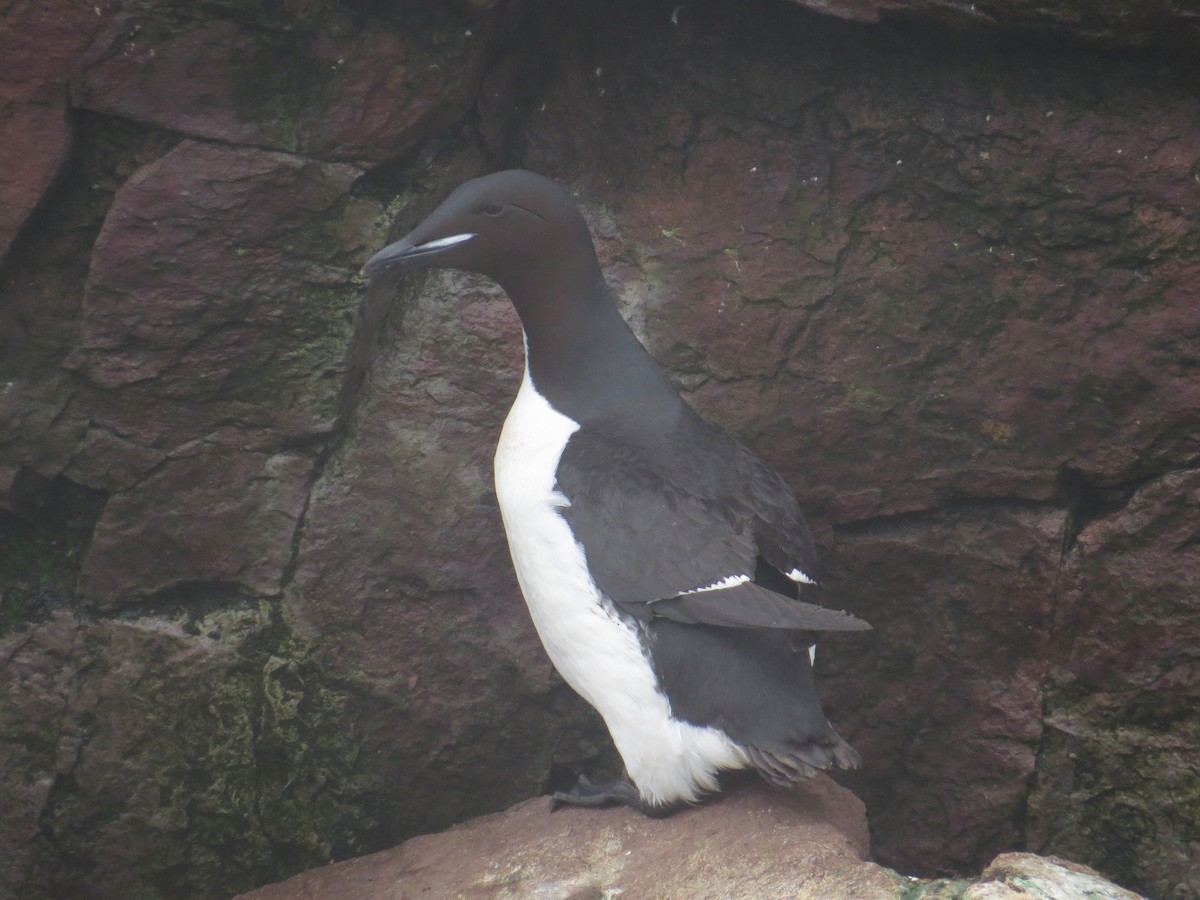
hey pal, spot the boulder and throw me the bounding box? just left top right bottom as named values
left=233, top=780, right=1148, bottom=900
left=235, top=777, right=904, bottom=900
left=63, top=139, right=374, bottom=605
left=965, top=853, right=1146, bottom=900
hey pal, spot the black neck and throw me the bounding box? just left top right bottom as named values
left=512, top=275, right=683, bottom=424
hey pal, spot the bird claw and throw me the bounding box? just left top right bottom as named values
left=549, top=774, right=681, bottom=818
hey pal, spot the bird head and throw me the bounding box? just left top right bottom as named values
left=363, top=170, right=602, bottom=302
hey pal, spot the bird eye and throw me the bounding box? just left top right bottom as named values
left=481, top=202, right=505, bottom=217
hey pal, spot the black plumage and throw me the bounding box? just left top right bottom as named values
left=555, top=411, right=865, bottom=632
left=555, top=408, right=865, bottom=776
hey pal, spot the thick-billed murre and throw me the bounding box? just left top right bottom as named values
left=364, top=170, right=869, bottom=815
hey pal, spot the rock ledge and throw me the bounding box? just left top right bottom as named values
left=235, top=777, right=1147, bottom=899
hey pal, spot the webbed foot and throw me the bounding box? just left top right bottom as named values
left=549, top=774, right=682, bottom=818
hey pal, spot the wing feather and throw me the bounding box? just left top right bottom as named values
left=555, top=411, right=868, bottom=633
left=651, top=581, right=869, bottom=630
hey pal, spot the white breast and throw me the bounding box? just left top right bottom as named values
left=493, top=360, right=746, bottom=806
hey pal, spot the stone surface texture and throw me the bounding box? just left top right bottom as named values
left=1, top=0, right=1197, bottom=898
left=232, top=781, right=1145, bottom=900
left=0, top=0, right=119, bottom=266
left=964, top=853, right=1147, bottom=900
left=784, top=0, right=1200, bottom=45
left=235, top=778, right=896, bottom=900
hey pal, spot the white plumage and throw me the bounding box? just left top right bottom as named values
left=494, top=361, right=747, bottom=805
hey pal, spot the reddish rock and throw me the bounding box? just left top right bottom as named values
left=0, top=102, right=71, bottom=266
left=233, top=785, right=1148, bottom=900
left=79, top=444, right=313, bottom=605
left=822, top=504, right=1063, bottom=874
left=0, top=0, right=1198, bottom=898
left=71, top=3, right=509, bottom=163
left=235, top=777, right=900, bottom=900
left=60, top=139, right=375, bottom=605
left=284, top=271, right=587, bottom=831
left=509, top=2, right=1200, bottom=891
left=786, top=0, right=1200, bottom=46
left=0, top=0, right=118, bottom=264
left=67, top=139, right=367, bottom=427
left=1027, top=469, right=1200, bottom=894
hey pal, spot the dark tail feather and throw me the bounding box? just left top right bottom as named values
left=744, top=731, right=860, bottom=787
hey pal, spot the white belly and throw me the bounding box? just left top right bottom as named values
left=493, top=363, right=746, bottom=806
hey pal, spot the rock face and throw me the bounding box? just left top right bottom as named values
left=0, top=0, right=115, bottom=265
left=233, top=777, right=900, bottom=900
left=232, top=779, right=1147, bottom=900
left=783, top=0, right=1200, bottom=46
left=1, top=0, right=1197, bottom=898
